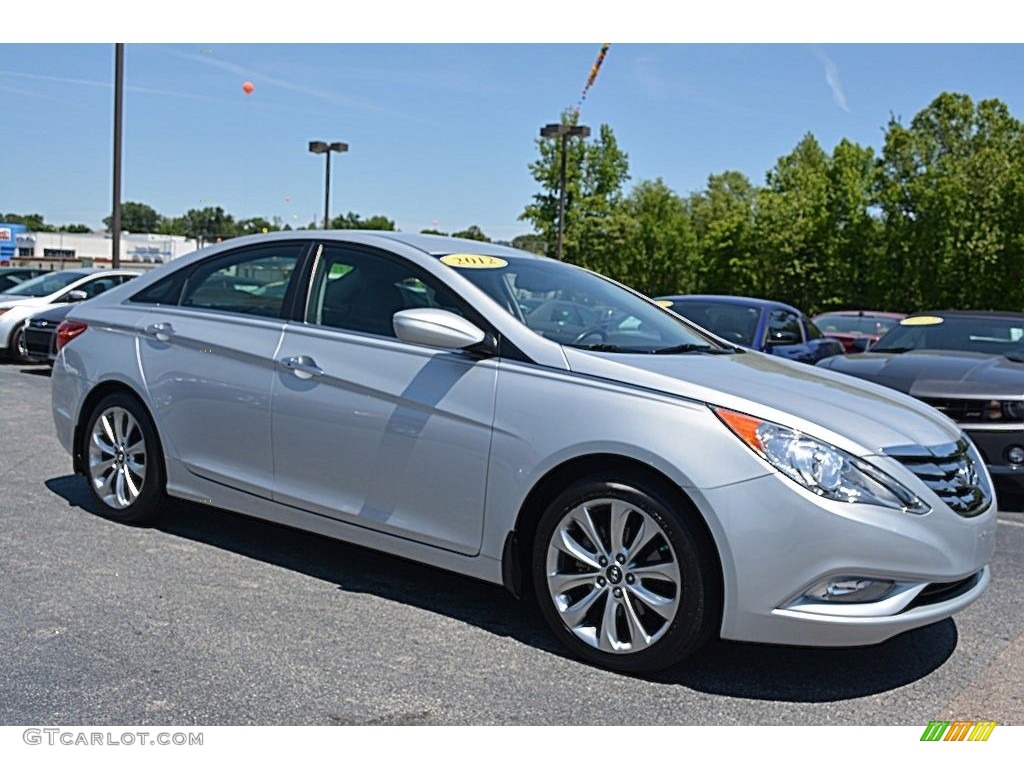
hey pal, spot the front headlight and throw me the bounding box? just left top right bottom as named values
left=712, top=406, right=930, bottom=514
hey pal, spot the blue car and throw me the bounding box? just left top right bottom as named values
left=656, top=294, right=844, bottom=365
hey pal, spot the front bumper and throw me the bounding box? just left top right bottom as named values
left=694, top=470, right=997, bottom=648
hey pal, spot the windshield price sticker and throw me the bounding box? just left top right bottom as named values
left=440, top=254, right=508, bottom=269
left=901, top=316, right=945, bottom=326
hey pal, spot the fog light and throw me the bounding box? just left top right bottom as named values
left=1007, top=446, right=1024, bottom=465
left=805, top=576, right=896, bottom=603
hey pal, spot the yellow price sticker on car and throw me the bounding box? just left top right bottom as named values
left=440, top=254, right=508, bottom=269
left=900, top=316, right=944, bottom=326
left=655, top=299, right=674, bottom=308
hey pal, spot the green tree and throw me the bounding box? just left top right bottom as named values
left=521, top=116, right=630, bottom=267
left=181, top=206, right=238, bottom=242
left=236, top=217, right=279, bottom=235
left=451, top=225, right=490, bottom=242
left=1, top=212, right=54, bottom=231
left=329, top=212, right=396, bottom=230
left=104, top=201, right=161, bottom=233
left=825, top=139, right=883, bottom=310
left=58, top=224, right=94, bottom=233
left=687, top=171, right=758, bottom=296
left=511, top=233, right=546, bottom=254
left=878, top=92, right=1024, bottom=310
left=606, top=179, right=698, bottom=296
left=753, top=133, right=832, bottom=312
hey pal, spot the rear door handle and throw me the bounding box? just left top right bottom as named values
left=145, top=322, right=175, bottom=342
left=280, top=355, right=324, bottom=379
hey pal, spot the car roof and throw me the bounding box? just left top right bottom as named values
left=813, top=310, right=905, bottom=318
left=656, top=294, right=799, bottom=313
left=909, top=310, right=1024, bottom=320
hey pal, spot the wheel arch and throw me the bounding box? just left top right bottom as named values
left=503, top=453, right=724, bottom=609
left=73, top=381, right=160, bottom=475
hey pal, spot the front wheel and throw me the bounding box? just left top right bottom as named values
left=532, top=475, right=719, bottom=673
left=82, top=392, right=167, bottom=524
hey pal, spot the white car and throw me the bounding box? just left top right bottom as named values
left=0, top=269, right=138, bottom=361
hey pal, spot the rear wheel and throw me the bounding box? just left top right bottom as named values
left=82, top=392, right=167, bottom=524
left=531, top=474, right=719, bottom=673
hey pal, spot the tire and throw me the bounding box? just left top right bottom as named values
left=10, top=326, right=28, bottom=363
left=3, top=326, right=27, bottom=363
left=531, top=473, right=720, bottom=673
left=81, top=392, right=167, bottom=524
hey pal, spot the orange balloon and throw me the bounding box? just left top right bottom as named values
left=242, top=81, right=254, bottom=94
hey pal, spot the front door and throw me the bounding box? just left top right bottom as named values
left=270, top=244, right=497, bottom=555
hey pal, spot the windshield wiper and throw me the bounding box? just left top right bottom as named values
left=575, top=343, right=634, bottom=352
left=871, top=346, right=913, bottom=354
left=1003, top=352, right=1024, bottom=363
left=652, top=343, right=735, bottom=355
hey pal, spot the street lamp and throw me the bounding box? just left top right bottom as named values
left=309, top=141, right=349, bottom=229
left=540, top=122, right=590, bottom=260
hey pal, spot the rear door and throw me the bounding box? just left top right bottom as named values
left=134, top=241, right=309, bottom=497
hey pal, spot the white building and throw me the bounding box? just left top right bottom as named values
left=13, top=231, right=199, bottom=271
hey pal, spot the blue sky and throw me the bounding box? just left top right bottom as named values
left=4, top=8, right=1024, bottom=241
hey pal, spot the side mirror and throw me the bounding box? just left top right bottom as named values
left=393, top=308, right=488, bottom=351
left=767, top=330, right=799, bottom=345
left=66, top=289, right=88, bottom=302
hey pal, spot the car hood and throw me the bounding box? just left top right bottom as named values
left=562, top=347, right=961, bottom=455
left=0, top=297, right=49, bottom=309
left=818, top=350, right=1024, bottom=399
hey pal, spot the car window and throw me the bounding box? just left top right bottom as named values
left=874, top=315, right=1024, bottom=355
left=307, top=245, right=467, bottom=338
left=803, top=318, right=823, bottom=340
left=452, top=258, right=718, bottom=352
left=179, top=245, right=303, bottom=317
left=79, top=277, right=118, bottom=298
left=767, top=309, right=802, bottom=344
left=3, top=271, right=87, bottom=297
left=816, top=314, right=901, bottom=335
left=670, top=302, right=761, bottom=346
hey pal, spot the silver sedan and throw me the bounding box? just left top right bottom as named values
left=50, top=232, right=997, bottom=672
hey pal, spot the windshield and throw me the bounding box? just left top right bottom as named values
left=664, top=301, right=761, bottom=347
left=815, top=314, right=901, bottom=336
left=873, top=315, right=1024, bottom=355
left=3, top=271, right=86, bottom=297
left=446, top=256, right=724, bottom=353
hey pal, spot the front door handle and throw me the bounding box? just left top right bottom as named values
left=280, top=355, right=324, bottom=380
left=145, top=322, right=175, bottom=342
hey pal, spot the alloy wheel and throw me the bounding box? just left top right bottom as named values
left=545, top=498, right=681, bottom=654
left=88, top=406, right=148, bottom=509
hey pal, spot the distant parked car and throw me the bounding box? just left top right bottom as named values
left=0, top=267, right=46, bottom=294
left=656, top=295, right=844, bottom=364
left=0, top=269, right=139, bottom=362
left=817, top=310, right=1024, bottom=509
left=22, top=303, right=76, bottom=365
left=812, top=310, right=906, bottom=352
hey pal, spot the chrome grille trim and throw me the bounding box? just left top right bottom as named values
left=882, top=439, right=991, bottom=517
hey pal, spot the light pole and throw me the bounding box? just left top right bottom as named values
left=540, top=122, right=590, bottom=260
left=309, top=141, right=349, bottom=229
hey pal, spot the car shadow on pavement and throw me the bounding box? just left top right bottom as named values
left=46, top=473, right=958, bottom=702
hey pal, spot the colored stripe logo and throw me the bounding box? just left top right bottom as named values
left=920, top=720, right=997, bottom=741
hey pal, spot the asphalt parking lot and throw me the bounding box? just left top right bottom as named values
left=1, top=360, right=1023, bottom=726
